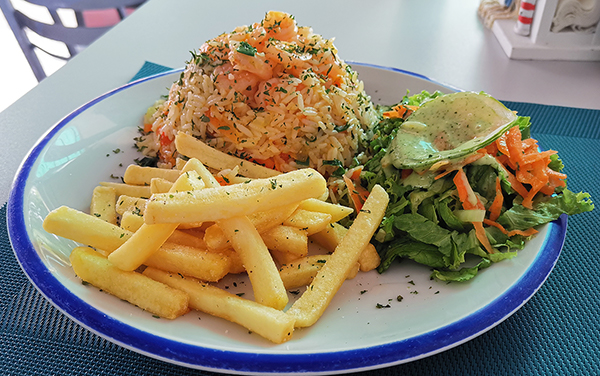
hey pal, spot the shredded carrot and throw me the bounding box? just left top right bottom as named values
left=143, top=123, right=153, bottom=133
left=433, top=149, right=485, bottom=180
left=488, top=176, right=504, bottom=221
left=434, top=169, right=454, bottom=181
left=343, top=175, right=369, bottom=212
left=381, top=104, right=418, bottom=119
left=494, top=125, right=566, bottom=209
left=521, top=149, right=557, bottom=165
left=345, top=166, right=363, bottom=180
left=483, top=219, right=538, bottom=238
left=215, top=175, right=231, bottom=186
left=464, top=150, right=486, bottom=165
left=483, top=218, right=507, bottom=234
left=252, top=157, right=275, bottom=169
left=394, top=106, right=408, bottom=118
left=453, top=168, right=494, bottom=253
left=474, top=222, right=495, bottom=254
left=484, top=142, right=499, bottom=156
left=495, top=132, right=510, bottom=158
left=505, top=126, right=524, bottom=165
left=521, top=138, right=538, bottom=153
left=495, top=157, right=529, bottom=198
left=453, top=168, right=484, bottom=210
left=382, top=110, right=401, bottom=119
left=508, top=228, right=538, bottom=237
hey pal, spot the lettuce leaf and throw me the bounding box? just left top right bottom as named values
left=431, top=259, right=492, bottom=282
left=498, top=189, right=594, bottom=231
left=364, top=92, right=593, bottom=282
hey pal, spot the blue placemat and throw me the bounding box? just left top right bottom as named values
left=1, top=62, right=598, bottom=375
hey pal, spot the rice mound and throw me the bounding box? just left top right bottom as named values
left=136, top=11, right=378, bottom=177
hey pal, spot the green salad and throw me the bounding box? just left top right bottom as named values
left=340, top=90, right=594, bottom=282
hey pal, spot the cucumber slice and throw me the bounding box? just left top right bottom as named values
left=384, top=92, right=517, bottom=170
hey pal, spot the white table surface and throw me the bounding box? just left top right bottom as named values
left=1, top=0, right=599, bottom=204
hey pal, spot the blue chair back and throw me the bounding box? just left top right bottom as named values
left=0, top=0, right=146, bottom=81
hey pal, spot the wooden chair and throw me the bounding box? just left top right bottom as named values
left=0, top=0, right=146, bottom=81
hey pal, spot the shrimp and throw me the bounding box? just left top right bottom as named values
left=213, top=62, right=262, bottom=98
left=262, top=11, right=298, bottom=42
left=263, top=40, right=310, bottom=78
left=229, top=45, right=273, bottom=80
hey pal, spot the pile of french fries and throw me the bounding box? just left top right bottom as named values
left=43, top=135, right=389, bottom=344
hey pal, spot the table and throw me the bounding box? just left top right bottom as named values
left=1, top=1, right=598, bottom=375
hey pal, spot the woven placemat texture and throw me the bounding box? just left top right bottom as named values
left=1, top=65, right=598, bottom=375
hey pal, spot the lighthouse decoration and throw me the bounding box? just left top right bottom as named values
left=515, top=0, right=538, bottom=35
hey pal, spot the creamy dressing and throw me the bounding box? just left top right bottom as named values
left=385, top=92, right=517, bottom=170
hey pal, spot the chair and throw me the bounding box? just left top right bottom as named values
left=0, top=0, right=146, bottom=81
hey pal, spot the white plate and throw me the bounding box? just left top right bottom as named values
left=7, top=63, right=567, bottom=375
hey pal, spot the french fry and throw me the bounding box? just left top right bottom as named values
left=181, top=157, right=220, bottom=187
left=247, top=203, right=299, bottom=233
left=175, top=222, right=205, bottom=230
left=108, top=221, right=180, bottom=271
left=173, top=170, right=206, bottom=191
left=282, top=209, right=332, bottom=236
left=108, top=171, right=199, bottom=271
left=116, top=195, right=147, bottom=216
left=143, top=267, right=295, bottom=343
left=310, top=223, right=346, bottom=251
left=203, top=224, right=230, bottom=251
left=317, top=189, right=329, bottom=202
left=168, top=167, right=207, bottom=229
left=279, top=255, right=360, bottom=290
left=286, top=184, right=389, bottom=327
left=120, top=211, right=145, bottom=232
left=144, top=242, right=231, bottom=282
left=144, top=169, right=327, bottom=225
left=90, top=186, right=117, bottom=224
left=297, top=198, right=353, bottom=223
left=218, top=215, right=288, bottom=310
left=99, top=181, right=152, bottom=198
left=203, top=203, right=299, bottom=251
left=311, top=223, right=381, bottom=271
left=357, top=243, right=381, bottom=272
left=279, top=255, right=329, bottom=289
left=175, top=157, right=188, bottom=170
left=175, top=132, right=280, bottom=178
left=123, top=164, right=181, bottom=185
left=262, top=225, right=308, bottom=257
left=43, top=206, right=132, bottom=253
left=150, top=177, right=173, bottom=194
left=190, top=160, right=289, bottom=307
left=228, top=176, right=254, bottom=184
left=168, top=229, right=207, bottom=249
left=270, top=249, right=302, bottom=265
left=221, top=249, right=246, bottom=274
left=70, top=247, right=189, bottom=319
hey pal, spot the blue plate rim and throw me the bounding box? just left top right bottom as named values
left=6, top=63, right=566, bottom=374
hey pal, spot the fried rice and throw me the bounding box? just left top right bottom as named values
left=136, top=11, right=378, bottom=178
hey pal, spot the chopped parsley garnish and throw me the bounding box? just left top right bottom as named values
left=134, top=156, right=159, bottom=167
left=334, top=124, right=351, bottom=132
left=237, top=41, right=257, bottom=57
